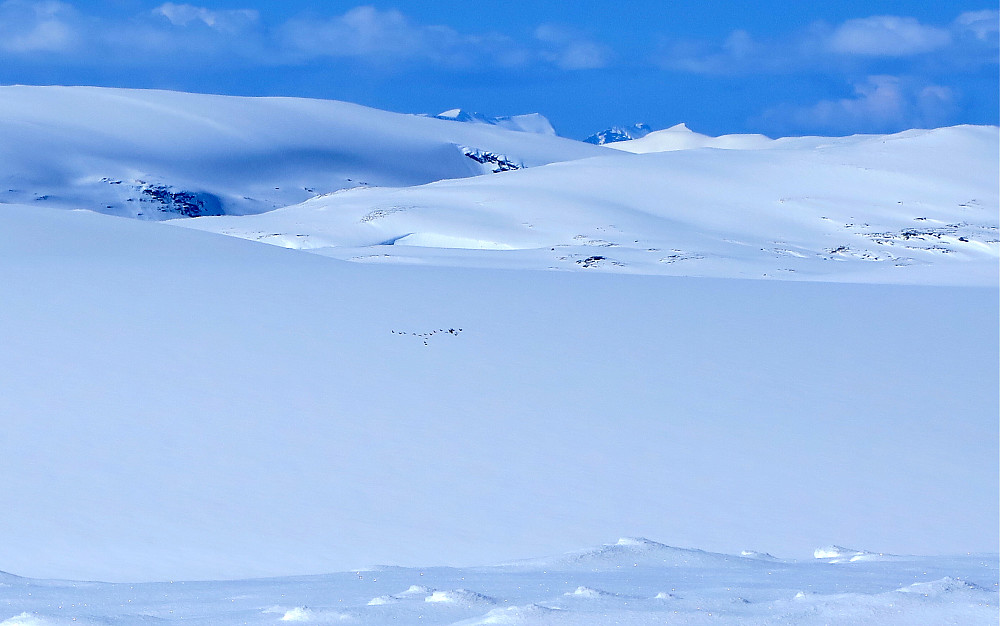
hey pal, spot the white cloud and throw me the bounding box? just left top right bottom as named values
left=153, top=3, right=258, bottom=33
left=0, top=0, right=79, bottom=53
left=656, top=28, right=801, bottom=74
left=657, top=10, right=995, bottom=75
left=767, top=75, right=958, bottom=133
left=4, top=15, right=74, bottom=52
left=0, top=3, right=613, bottom=72
left=953, top=10, right=999, bottom=42
left=827, top=16, right=952, bottom=56
left=278, top=8, right=607, bottom=71
left=722, top=29, right=757, bottom=58
left=281, top=6, right=428, bottom=58
left=277, top=6, right=524, bottom=69
left=534, top=25, right=612, bottom=70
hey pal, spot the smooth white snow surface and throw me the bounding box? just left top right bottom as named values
left=1, top=202, right=996, bottom=584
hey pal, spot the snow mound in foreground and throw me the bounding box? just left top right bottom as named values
left=397, top=584, right=434, bottom=597
left=279, top=606, right=351, bottom=622
left=897, top=577, right=988, bottom=596
left=366, top=595, right=397, bottom=606
left=0, top=615, right=45, bottom=626
left=564, top=586, right=619, bottom=598
left=814, top=545, right=906, bottom=562
left=424, top=589, right=498, bottom=606
left=0, top=615, right=104, bottom=626
left=456, top=604, right=564, bottom=625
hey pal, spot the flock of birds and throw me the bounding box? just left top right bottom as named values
left=391, top=328, right=463, bottom=346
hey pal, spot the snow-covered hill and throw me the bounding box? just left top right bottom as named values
left=0, top=86, right=599, bottom=219
left=606, top=122, right=775, bottom=152
left=1, top=87, right=994, bottom=285
left=179, top=124, right=999, bottom=285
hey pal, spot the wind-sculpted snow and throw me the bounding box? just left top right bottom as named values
left=0, top=86, right=601, bottom=220
left=180, top=124, right=999, bottom=285
left=0, top=547, right=995, bottom=625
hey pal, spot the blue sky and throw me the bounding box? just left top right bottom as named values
left=1, top=1, right=997, bottom=138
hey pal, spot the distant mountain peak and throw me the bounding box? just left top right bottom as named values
left=584, top=123, right=652, bottom=145
left=430, top=109, right=556, bottom=136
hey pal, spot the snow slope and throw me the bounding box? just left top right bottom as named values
left=1, top=202, right=996, bottom=583
left=0, top=86, right=600, bottom=219
left=179, top=124, right=999, bottom=285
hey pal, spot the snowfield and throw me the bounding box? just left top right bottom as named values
left=0, top=87, right=996, bottom=624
